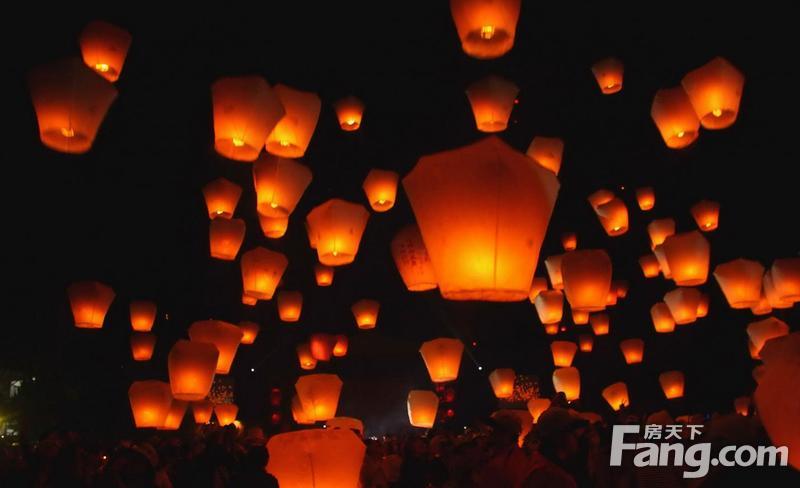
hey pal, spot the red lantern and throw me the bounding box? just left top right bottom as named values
left=314, top=264, right=335, bottom=287
left=534, top=290, right=563, bottom=325
left=419, top=338, right=464, bottom=383
left=552, top=367, right=580, bottom=401
left=690, top=200, right=720, bottom=231
left=619, top=339, right=644, bottom=364
left=550, top=341, right=578, bottom=367
left=192, top=400, right=214, bottom=424
left=651, top=302, right=676, bottom=333
left=661, top=231, right=710, bottom=286
left=333, top=335, right=349, bottom=357
left=659, top=371, right=685, bottom=399
left=664, top=288, right=702, bottom=324
left=214, top=403, right=238, bottom=426
left=528, top=277, right=548, bottom=303
left=636, top=187, right=655, bottom=211
left=561, top=232, right=577, bottom=251
left=310, top=334, right=335, bottom=362
left=391, top=225, right=438, bottom=292
left=297, top=343, right=318, bottom=370
left=714, top=259, right=764, bottom=309
left=771, top=258, right=800, bottom=303
left=590, top=313, right=610, bottom=335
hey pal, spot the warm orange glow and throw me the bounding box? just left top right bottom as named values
left=79, top=21, right=131, bottom=82
left=242, top=293, right=257, bottom=306
left=659, top=371, right=685, bottom=399
left=168, top=340, right=218, bottom=401
left=527, top=398, right=551, bottom=423
left=591, top=57, right=624, bottom=94
left=466, top=75, right=519, bottom=132
left=619, top=339, right=644, bottom=364
left=682, top=57, right=744, bottom=129
left=770, top=258, right=800, bottom=303
left=647, top=218, right=676, bottom=250
left=240, top=247, right=288, bottom=300
left=544, top=254, right=565, bottom=290
left=572, top=309, right=589, bottom=325
left=314, top=264, right=335, bottom=287
left=534, top=290, right=564, bottom=325
left=613, top=280, right=629, bottom=299
left=252, top=154, right=312, bottom=217
left=277, top=291, right=303, bottom=322
left=696, top=293, right=709, bottom=318
left=214, top=403, right=238, bottom=426
left=651, top=302, right=676, bottom=333
left=593, top=197, right=629, bottom=236
left=544, top=324, right=559, bottom=335
left=333, top=96, right=365, bottom=131
left=602, top=382, right=629, bottom=411
left=747, top=317, right=789, bottom=359
left=130, top=332, right=156, bottom=361
left=192, top=399, right=214, bottom=424
left=488, top=368, right=516, bottom=398
left=561, top=249, right=612, bottom=312
left=291, top=394, right=315, bottom=424
left=605, top=290, right=618, bottom=306
left=267, top=429, right=366, bottom=488
left=159, top=400, right=188, bottom=431
left=550, top=341, right=578, bottom=367
left=202, top=177, right=242, bottom=220
left=690, top=200, right=720, bottom=232
left=651, top=86, right=700, bottom=149
left=449, top=0, right=520, bottom=59
left=590, top=313, right=610, bottom=336
left=333, top=335, right=349, bottom=357
left=209, top=218, right=246, bottom=260
left=578, top=334, right=593, bottom=352
left=527, top=136, right=564, bottom=175
left=295, top=374, right=343, bottom=421
left=297, top=343, right=318, bottom=370
left=67, top=281, right=115, bottom=329
left=391, top=225, right=438, bottom=292
left=528, top=277, right=548, bottom=303
left=363, top=169, right=399, bottom=212
left=130, top=300, right=157, bottom=332
left=129, top=380, right=172, bottom=429
left=238, top=321, right=260, bottom=345
left=407, top=390, right=439, bottom=428
left=751, top=294, right=773, bottom=316
left=258, top=214, right=289, bottom=239
left=764, top=270, right=794, bottom=309
left=552, top=367, right=580, bottom=401
left=561, top=232, right=577, bottom=251
left=661, top=231, right=710, bottom=286
left=734, top=396, right=751, bottom=417
left=265, top=84, right=321, bottom=158
left=714, top=258, right=764, bottom=309
left=310, top=333, right=335, bottom=362
left=347, top=300, right=378, bottom=331
left=188, top=320, right=243, bottom=374
left=635, top=187, right=655, bottom=211
left=419, top=338, right=464, bottom=383
left=639, top=254, right=661, bottom=278
left=306, top=199, right=370, bottom=266
left=653, top=245, right=673, bottom=279
left=664, top=288, right=701, bottom=324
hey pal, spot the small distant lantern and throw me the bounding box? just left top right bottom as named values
left=639, top=254, right=661, bottom=278
left=561, top=232, right=577, bottom=251
left=578, top=334, right=593, bottom=352
left=129, top=380, right=172, bottom=428
left=310, top=334, right=336, bottom=362
left=252, top=154, right=312, bottom=218
left=527, top=398, right=551, bottom=423
left=239, top=321, right=260, bottom=345
left=572, top=309, right=589, bottom=325
left=591, top=57, right=624, bottom=94
left=771, top=258, right=800, bottom=303
left=265, top=84, right=321, bottom=158
left=594, top=198, right=629, bottom=236
left=209, top=218, right=246, bottom=260
left=352, top=299, right=380, bottom=329
left=619, top=339, right=644, bottom=364
left=159, top=400, right=188, bottom=431
left=544, top=324, right=559, bottom=335
left=295, top=374, right=343, bottom=421
left=242, top=293, right=257, bottom=306
left=258, top=214, right=289, bottom=239
left=526, top=136, right=564, bottom=175
left=552, top=367, right=580, bottom=401
left=747, top=317, right=789, bottom=359
left=168, top=340, right=218, bottom=401
left=534, top=290, right=564, bottom=325
left=664, top=288, right=701, bottom=324
left=544, top=254, right=565, bottom=290
left=465, top=75, right=519, bottom=132
left=214, top=403, right=238, bottom=426
left=391, top=225, right=438, bottom=292
left=662, top=231, right=710, bottom=286
left=605, top=290, right=618, bottom=307
left=131, top=332, right=156, bottom=361
left=333, top=335, right=349, bottom=357
left=240, top=247, right=288, bottom=300
left=613, top=280, right=629, bottom=299
left=297, top=343, right=318, bottom=370
left=602, top=382, right=629, bottom=411
left=79, top=21, right=132, bottom=82
left=651, top=302, right=676, bottom=333
left=419, top=338, right=464, bottom=383
left=314, top=264, right=335, bottom=287
left=734, top=396, right=751, bottom=416
left=550, top=341, right=578, bottom=367
left=690, top=200, right=720, bottom=231
left=192, top=400, right=214, bottom=424
left=561, top=249, right=612, bottom=312
left=333, top=96, right=365, bottom=131
left=130, top=300, right=157, bottom=332
left=188, top=320, right=244, bottom=374
left=202, top=177, right=242, bottom=220
left=488, top=368, right=516, bottom=399
left=590, top=313, right=610, bottom=336
left=528, top=277, right=548, bottom=303
left=67, top=281, right=115, bottom=329
left=650, top=86, right=700, bottom=149
left=714, top=258, right=764, bottom=308
left=659, top=371, right=685, bottom=399
left=681, top=57, right=744, bottom=129
left=407, top=390, right=439, bottom=428
left=362, top=169, right=399, bottom=212
left=636, top=187, right=655, bottom=211
left=449, top=0, right=521, bottom=59
left=647, top=218, right=676, bottom=250
left=306, top=199, right=370, bottom=266
left=277, top=291, right=303, bottom=322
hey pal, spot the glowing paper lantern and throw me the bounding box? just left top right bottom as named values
left=192, top=400, right=214, bottom=424
left=639, top=254, right=661, bottom=278
left=663, top=288, right=701, bottom=324
left=696, top=293, right=709, bottom=318
left=561, top=249, right=612, bottom=312
left=544, top=324, right=559, bottom=335
left=650, top=86, right=700, bottom=149
left=651, top=302, right=676, bottom=333
left=488, top=368, right=516, bottom=398
left=28, top=58, right=118, bottom=154
left=188, top=320, right=243, bottom=374
left=527, top=136, right=564, bottom=175
left=747, top=317, right=790, bottom=359
left=613, top=280, right=629, bottom=299
left=242, top=293, right=257, bottom=306
left=214, top=403, right=238, bottom=426
left=751, top=294, right=773, bottom=316
left=550, top=341, right=578, bottom=367
left=292, top=395, right=315, bottom=424
left=130, top=332, right=156, bottom=361
left=168, top=340, right=218, bottom=401
left=265, top=84, right=321, bottom=158
left=159, top=400, right=188, bottom=431
left=277, top=291, right=303, bottom=322
left=561, top=232, right=577, bottom=251
left=449, top=0, right=521, bottom=59
left=297, top=343, right=318, bottom=370
left=662, top=231, right=710, bottom=286
left=419, top=338, right=464, bottom=383
left=594, top=198, right=629, bottom=236
left=315, top=264, right=335, bottom=287
left=534, top=290, right=564, bottom=325
left=572, top=309, right=589, bottom=325
left=544, top=254, right=565, bottom=290
left=252, top=154, right=312, bottom=218
left=363, top=169, right=399, bottom=212
left=333, top=335, right=349, bottom=357
left=78, top=21, right=131, bottom=82
left=238, top=321, right=260, bottom=345
left=591, top=57, right=624, bottom=94
left=647, top=218, right=676, bottom=250
left=407, top=390, right=439, bottom=428
left=681, top=57, right=745, bottom=129
left=310, top=334, right=335, bottom=362
left=130, top=300, right=156, bottom=332
left=295, top=374, right=343, bottom=421
left=690, top=200, right=720, bottom=232
left=771, top=258, right=800, bottom=303
left=333, top=96, right=365, bottom=131
left=211, top=76, right=284, bottom=161
left=590, top=313, right=610, bottom=335
left=67, top=281, right=115, bottom=329
left=578, top=334, right=593, bottom=352
left=734, top=396, right=750, bottom=416
left=764, top=271, right=794, bottom=309
left=240, top=247, right=288, bottom=300
left=404, top=137, right=559, bottom=301
left=714, top=259, right=764, bottom=309
left=258, top=214, right=288, bottom=239
left=529, top=277, right=548, bottom=303
left=552, top=367, right=580, bottom=401
left=267, top=429, right=366, bottom=488
left=129, top=380, right=172, bottom=428
left=605, top=291, right=618, bottom=307
left=659, top=371, right=685, bottom=399
left=202, top=177, right=242, bottom=219
left=209, top=218, right=245, bottom=260
left=351, top=299, right=380, bottom=329
left=465, top=75, right=518, bottom=132
left=602, top=382, right=629, bottom=411
left=619, top=339, right=644, bottom=364
left=306, top=199, right=370, bottom=266
left=391, top=225, right=438, bottom=292
left=527, top=398, right=551, bottom=423
left=636, top=187, right=655, bottom=211
left=653, top=245, right=673, bottom=279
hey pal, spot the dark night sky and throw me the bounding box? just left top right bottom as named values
left=2, top=4, right=799, bottom=438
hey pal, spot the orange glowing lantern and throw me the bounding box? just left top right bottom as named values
left=192, top=400, right=214, bottom=424
left=168, top=340, right=218, bottom=401
left=188, top=320, right=243, bottom=374
left=591, top=57, right=624, bottom=94
left=403, top=137, right=559, bottom=301
left=67, top=281, right=115, bottom=329
left=636, top=187, right=655, bottom=211
left=561, top=249, right=612, bottom=312
left=363, top=169, right=399, bottom=212
left=28, top=58, right=118, bottom=154
left=664, top=288, right=701, bottom=324
left=534, top=290, right=564, bottom=325
left=527, top=136, right=564, bottom=175
left=650, top=86, right=700, bottom=149
left=238, top=321, right=260, bottom=345
left=696, top=293, right=709, bottom=318
left=209, top=218, right=245, bottom=260
left=602, top=382, right=629, bottom=411
left=130, top=300, right=156, bottom=332
left=771, top=258, right=800, bottom=303
left=545, top=254, right=565, bottom=290
left=572, top=309, right=589, bottom=325
left=527, top=398, right=551, bottom=423
left=295, top=374, right=343, bottom=421
left=734, top=396, right=751, bottom=416
left=297, top=343, right=318, bottom=370
left=314, top=264, right=335, bottom=287
left=544, top=324, right=559, bottom=335
left=277, top=291, right=303, bottom=322
left=662, top=231, right=710, bottom=286
left=291, top=395, right=315, bottom=424
left=619, top=339, right=644, bottom=364
left=129, top=380, right=172, bottom=429
left=595, top=198, right=629, bottom=236
left=552, top=367, right=580, bottom=401
left=352, top=299, right=380, bottom=329
left=333, top=96, right=365, bottom=131
left=240, top=247, right=288, bottom=300
left=202, top=177, right=242, bottom=219
left=605, top=290, right=618, bottom=307
left=214, top=403, right=238, bottom=426
left=391, top=225, right=438, bottom=292
left=764, top=270, right=794, bottom=309
left=449, top=0, right=521, bottom=59
left=651, top=302, right=676, bottom=333
left=561, top=232, right=577, bottom=251
left=747, top=317, right=789, bottom=359
left=647, top=218, right=676, bottom=250
left=690, top=200, right=720, bottom=232
left=306, top=199, right=370, bottom=266
left=653, top=245, right=673, bottom=279
left=681, top=57, right=744, bottom=129
left=659, top=371, right=685, bottom=399
left=550, top=341, right=578, bottom=367
left=465, top=75, right=519, bottom=132
left=159, top=400, right=188, bottom=431
left=79, top=21, right=131, bottom=82
left=310, top=334, right=335, bottom=362
left=488, top=368, right=515, bottom=398
left=242, top=293, right=257, bottom=306
left=639, top=254, right=661, bottom=278
left=258, top=214, right=289, bottom=239
left=590, top=313, right=610, bottom=335
left=267, top=429, right=366, bottom=488
left=265, top=84, right=321, bottom=158
left=130, top=333, right=156, bottom=361
left=419, top=338, right=464, bottom=383
left=252, top=154, right=312, bottom=218
left=529, top=277, right=548, bottom=303
left=578, top=334, right=593, bottom=352
left=714, top=258, right=764, bottom=309
left=613, top=280, right=629, bottom=299
left=407, top=390, right=439, bottom=428
left=751, top=294, right=773, bottom=316
left=333, top=335, right=349, bottom=357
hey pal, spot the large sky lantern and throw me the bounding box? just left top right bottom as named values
left=67, top=281, right=115, bottom=329
left=526, top=136, right=564, bottom=175
left=277, top=291, right=303, bottom=322
left=130, top=333, right=156, bottom=361
left=407, top=390, right=439, bottom=428
left=28, top=58, right=118, bottom=154
left=209, top=218, right=246, bottom=260
left=696, top=293, right=710, bottom=318
left=351, top=299, right=380, bottom=329
left=214, top=403, right=238, bottom=426
left=734, top=396, right=751, bottom=417
left=238, top=321, right=260, bottom=345
left=168, top=340, right=218, bottom=401
left=681, top=57, right=745, bottom=130
left=544, top=254, right=565, bottom=290
left=265, top=84, right=321, bottom=158
left=528, top=277, right=548, bottom=303
left=391, top=225, right=438, bottom=292
left=651, top=302, right=676, bottom=333
left=129, top=380, right=172, bottom=429
left=690, top=200, right=720, bottom=232
left=188, top=320, right=243, bottom=374
left=578, top=334, right=594, bottom=352
left=488, top=368, right=516, bottom=399
left=465, top=75, right=519, bottom=132
left=590, top=313, right=610, bottom=335
left=527, top=398, right=551, bottom=423
left=659, top=371, right=685, bottom=399
left=663, top=288, right=701, bottom=324
left=314, top=264, right=335, bottom=287
left=310, top=333, right=336, bottom=362
left=240, top=247, right=288, bottom=300
left=534, top=290, right=564, bottom=325
left=764, top=270, right=794, bottom=309
left=602, top=382, right=629, bottom=411
left=591, top=57, right=624, bottom=94
left=297, top=343, right=318, bottom=370
left=267, top=429, right=366, bottom=488
left=403, top=137, right=560, bottom=301
left=192, top=399, right=214, bottom=424
left=747, top=317, right=790, bottom=358
left=552, top=367, right=580, bottom=401
left=619, top=339, right=645, bottom=364
left=449, top=0, right=521, bottom=59
left=333, top=95, right=365, bottom=131
left=635, top=187, right=655, bottom=211
left=295, top=374, right=343, bottom=421
left=306, top=199, right=370, bottom=266
left=561, top=249, right=612, bottom=312
left=258, top=214, right=289, bottom=239
left=158, top=399, right=188, bottom=431
left=211, top=76, right=284, bottom=162
left=650, top=86, right=700, bottom=149
left=647, top=218, right=676, bottom=250
left=79, top=21, right=131, bottom=82
left=639, top=254, right=661, bottom=278
left=291, top=395, right=315, bottom=425
left=419, top=338, right=464, bottom=383
left=333, top=335, right=349, bottom=357
left=363, top=169, right=400, bottom=212
left=130, top=300, right=157, bottom=332
left=714, top=258, right=765, bottom=309
left=572, top=309, right=589, bottom=325
left=661, top=231, right=710, bottom=286
left=560, top=232, right=577, bottom=251
left=550, top=341, right=578, bottom=367
left=652, top=245, right=673, bottom=279
left=252, top=154, right=312, bottom=218
left=595, top=197, right=629, bottom=236
left=771, top=258, right=800, bottom=303
left=202, top=177, right=242, bottom=220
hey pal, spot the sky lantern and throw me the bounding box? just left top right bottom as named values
left=561, top=232, right=577, bottom=251
left=605, top=291, right=618, bottom=307
left=238, top=321, right=260, bottom=345
left=552, top=367, right=580, bottom=401
left=240, top=247, right=288, bottom=300
left=651, top=302, right=676, bottom=333
left=202, top=177, right=242, bottom=220
left=277, top=291, right=303, bottom=322
left=362, top=169, right=399, bottom=212
left=449, top=0, right=521, bottom=59
left=488, top=368, right=515, bottom=398
left=192, top=400, right=214, bottom=424
left=639, top=254, right=661, bottom=278
left=528, top=277, right=548, bottom=303
left=419, top=338, right=464, bottom=383
left=291, top=395, right=315, bottom=424
left=265, top=84, right=321, bottom=158
left=714, top=258, right=764, bottom=308
left=619, top=339, right=644, bottom=364
left=527, top=398, right=551, bottom=423
left=751, top=294, right=773, bottom=316
left=578, top=334, right=593, bottom=352
left=130, top=300, right=156, bottom=332
left=188, top=320, right=243, bottom=374
left=636, top=187, right=655, bottom=211
left=590, top=313, right=610, bottom=335
left=572, top=309, right=589, bottom=325
left=647, top=218, right=676, bottom=250
left=295, top=374, right=343, bottom=421
left=159, top=400, right=188, bottom=431
left=258, top=214, right=289, bottom=239
left=211, top=76, right=284, bottom=161
left=747, top=317, right=790, bottom=359
left=79, top=21, right=131, bottom=82
left=696, top=293, right=709, bottom=318
left=544, top=254, right=565, bottom=290
left=594, top=197, right=629, bottom=236
left=314, top=264, right=335, bottom=287
left=526, top=136, right=564, bottom=175
left=168, top=340, right=218, bottom=401
left=544, top=324, right=559, bottom=335
left=613, top=280, right=629, bottom=299
left=561, top=249, right=612, bottom=312
left=661, top=231, right=710, bottom=286
left=242, top=293, right=257, bottom=306
left=67, top=281, right=115, bottom=329
left=209, top=218, right=245, bottom=260
left=587, top=188, right=614, bottom=209
left=129, top=381, right=172, bottom=429
left=391, top=225, right=438, bottom=292
left=653, top=245, right=673, bottom=279
left=214, top=403, right=238, bottom=426
left=28, top=58, right=118, bottom=154
left=130, top=333, right=156, bottom=361
left=734, top=396, right=751, bottom=417
left=663, top=288, right=701, bottom=324
left=252, top=154, right=312, bottom=218
left=306, top=199, right=370, bottom=266
left=602, top=382, right=629, bottom=411
left=267, top=429, right=366, bottom=488
left=310, top=334, right=335, bottom=361
left=764, top=270, right=794, bottom=309
left=771, top=258, right=800, bottom=303
left=351, top=299, right=380, bottom=330
left=681, top=57, right=745, bottom=129
left=591, top=57, right=624, bottom=94
left=650, top=86, right=700, bottom=149
left=407, top=390, right=439, bottom=428
left=465, top=75, right=519, bottom=132
left=690, top=200, right=720, bottom=232
left=297, top=343, right=318, bottom=370
left=534, top=290, right=564, bottom=325
left=333, top=335, right=349, bottom=357
left=333, top=96, right=365, bottom=131
left=550, top=341, right=578, bottom=367
left=659, top=371, right=685, bottom=399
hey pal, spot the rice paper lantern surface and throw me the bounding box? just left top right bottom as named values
left=79, top=21, right=131, bottom=82
left=647, top=218, right=676, bottom=250
left=591, top=57, right=624, bottom=94
left=764, top=270, right=794, bottom=309
left=681, top=57, right=745, bottom=129
left=258, top=214, right=289, bottom=239
left=651, top=302, right=676, bottom=333
left=636, top=187, right=655, bottom=211
left=292, top=395, right=315, bottom=424
left=650, top=86, right=700, bottom=149
left=544, top=254, right=565, bottom=290
left=465, top=75, right=518, bottom=132
left=713, top=258, right=764, bottom=309
left=362, top=169, right=399, bottom=212
left=560, top=232, right=577, bottom=251
left=771, top=258, right=800, bottom=303
left=310, top=334, right=335, bottom=362
left=488, top=368, right=516, bottom=398
left=526, top=136, right=564, bottom=175
left=238, top=321, right=260, bottom=345
left=277, top=291, right=303, bottom=322
left=333, top=96, right=365, bottom=131
left=659, top=371, right=685, bottom=399
left=209, top=218, right=246, bottom=260
left=130, top=300, right=157, bottom=332
left=552, top=367, right=580, bottom=401
left=550, top=341, right=578, bottom=367
left=407, top=390, right=439, bottom=428
left=663, top=288, right=701, bottom=324
left=168, top=339, right=218, bottom=401
left=747, top=317, right=790, bottom=359
left=527, top=398, right=551, bottom=423
left=602, top=382, right=629, bottom=411
left=202, top=177, right=242, bottom=219
left=130, top=332, right=156, bottom=361
left=572, top=309, right=589, bottom=325
left=314, top=264, right=335, bottom=287
left=419, top=338, right=464, bottom=383
left=159, top=400, right=188, bottom=431
left=67, top=281, right=115, bottom=329
left=297, top=343, right=318, bottom=370
left=391, top=225, right=438, bottom=292
left=528, top=277, right=548, bottom=303
left=619, top=339, right=644, bottom=364
left=661, top=231, right=710, bottom=286
left=639, top=254, right=660, bottom=278
left=129, top=380, right=172, bottom=429
left=534, top=290, right=563, bottom=325
left=590, top=313, right=610, bottom=335
left=188, top=320, right=243, bottom=374
left=267, top=429, right=366, bottom=488
left=690, top=200, right=720, bottom=231
left=653, top=245, right=673, bottom=279
left=351, top=299, right=380, bottom=329
left=192, top=399, right=214, bottom=424
left=265, top=84, right=321, bottom=158
left=594, top=197, right=629, bottom=236
left=252, top=154, right=312, bottom=218
left=306, top=199, right=370, bottom=266
left=332, top=335, right=349, bottom=357
left=214, top=403, right=238, bottom=426
left=560, top=249, right=612, bottom=312
left=449, top=0, right=521, bottom=59
left=295, top=374, right=343, bottom=421
left=240, top=247, right=288, bottom=300
left=578, top=334, right=593, bottom=352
